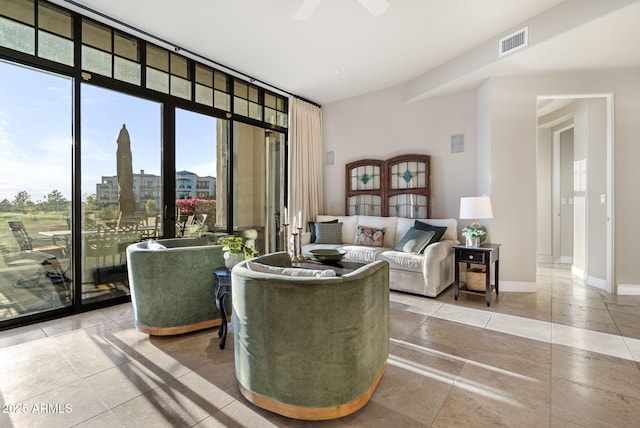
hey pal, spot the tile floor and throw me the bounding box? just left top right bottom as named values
left=0, top=264, right=639, bottom=427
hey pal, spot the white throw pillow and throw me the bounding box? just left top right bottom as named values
left=246, top=261, right=336, bottom=277
left=146, top=240, right=167, bottom=251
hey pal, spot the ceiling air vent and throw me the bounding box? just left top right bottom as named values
left=499, top=27, right=528, bottom=57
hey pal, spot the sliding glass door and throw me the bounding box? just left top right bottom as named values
left=175, top=108, right=226, bottom=239
left=80, top=84, right=161, bottom=304
left=0, top=61, right=73, bottom=322
left=233, top=122, right=285, bottom=254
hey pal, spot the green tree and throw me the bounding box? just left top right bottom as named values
left=46, top=189, right=67, bottom=211
left=83, top=194, right=97, bottom=211
left=145, top=199, right=157, bottom=215
left=13, top=191, right=31, bottom=211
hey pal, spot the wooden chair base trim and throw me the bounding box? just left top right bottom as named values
left=135, top=318, right=223, bottom=336
left=238, top=362, right=387, bottom=420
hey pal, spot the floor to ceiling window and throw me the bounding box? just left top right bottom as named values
left=80, top=84, right=161, bottom=304
left=0, top=0, right=288, bottom=328
left=0, top=60, right=73, bottom=322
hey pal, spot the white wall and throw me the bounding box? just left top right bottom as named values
left=322, top=86, right=477, bottom=221
left=322, top=70, right=640, bottom=288
left=560, top=128, right=574, bottom=264
left=536, top=126, right=552, bottom=262
left=483, top=71, right=640, bottom=288
left=586, top=98, right=608, bottom=285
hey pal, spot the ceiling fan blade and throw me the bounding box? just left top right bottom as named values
left=356, top=0, right=390, bottom=16
left=293, top=0, right=323, bottom=21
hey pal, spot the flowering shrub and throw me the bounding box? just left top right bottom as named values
left=176, top=198, right=215, bottom=215
left=176, top=198, right=216, bottom=231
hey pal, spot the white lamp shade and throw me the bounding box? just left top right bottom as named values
left=459, top=196, right=493, bottom=220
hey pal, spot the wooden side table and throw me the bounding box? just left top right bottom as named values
left=453, top=243, right=500, bottom=307
left=213, top=268, right=232, bottom=349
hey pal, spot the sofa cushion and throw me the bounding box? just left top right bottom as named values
left=146, top=240, right=167, bottom=251
left=314, top=222, right=343, bottom=244
left=378, top=250, right=424, bottom=273
left=316, top=215, right=359, bottom=244
left=246, top=261, right=336, bottom=277
left=342, top=245, right=387, bottom=263
left=413, top=221, right=447, bottom=248
left=354, top=225, right=386, bottom=247
left=393, top=227, right=434, bottom=254
left=308, top=219, right=339, bottom=243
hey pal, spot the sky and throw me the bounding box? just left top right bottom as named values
left=0, top=59, right=217, bottom=203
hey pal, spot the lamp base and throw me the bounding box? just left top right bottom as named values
left=468, top=221, right=487, bottom=243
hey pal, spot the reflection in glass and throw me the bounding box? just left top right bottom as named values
left=234, top=123, right=285, bottom=254
left=175, top=109, right=221, bottom=239
left=81, top=84, right=161, bottom=304
left=0, top=61, right=72, bottom=322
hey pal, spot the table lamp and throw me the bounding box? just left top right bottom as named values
left=459, top=196, right=493, bottom=243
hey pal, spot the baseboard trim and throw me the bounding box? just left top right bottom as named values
left=585, top=275, right=606, bottom=290
left=560, top=256, right=573, bottom=264
left=617, top=284, right=640, bottom=295
left=499, top=281, right=536, bottom=292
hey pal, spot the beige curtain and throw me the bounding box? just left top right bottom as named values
left=288, top=98, right=323, bottom=231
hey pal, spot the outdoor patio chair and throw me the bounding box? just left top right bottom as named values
left=7, top=220, right=67, bottom=257
left=4, top=220, right=70, bottom=288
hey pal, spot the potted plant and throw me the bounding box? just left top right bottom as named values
left=220, top=236, right=259, bottom=268
left=461, top=227, right=486, bottom=247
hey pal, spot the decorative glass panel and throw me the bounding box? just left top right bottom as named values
left=265, top=107, right=276, bottom=125
left=114, top=33, right=138, bottom=61
left=277, top=112, right=288, bottom=128
left=0, top=17, right=34, bottom=54
left=146, top=45, right=168, bottom=71
left=348, top=195, right=382, bottom=216
left=1, top=0, right=34, bottom=24
left=248, top=85, right=259, bottom=102
left=146, top=67, right=169, bottom=93
left=390, top=161, right=426, bottom=189
left=38, top=30, right=73, bottom=65
left=389, top=194, right=428, bottom=219
left=214, top=90, right=231, bottom=111
left=82, top=45, right=111, bottom=76
left=350, top=165, right=380, bottom=191
left=214, top=71, right=227, bottom=90
left=114, top=56, right=140, bottom=84
left=39, top=3, right=71, bottom=38
left=195, top=83, right=213, bottom=106
left=170, top=75, right=191, bottom=100
left=234, top=97, right=248, bottom=116
left=196, top=64, right=212, bottom=86
left=82, top=20, right=111, bottom=51
left=249, top=101, right=262, bottom=120
left=265, top=93, right=276, bottom=109
left=234, top=80, right=247, bottom=97
left=170, top=53, right=188, bottom=79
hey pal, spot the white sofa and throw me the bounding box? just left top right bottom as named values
left=302, top=215, right=458, bottom=297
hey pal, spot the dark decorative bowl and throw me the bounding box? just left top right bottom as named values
left=308, top=249, right=347, bottom=263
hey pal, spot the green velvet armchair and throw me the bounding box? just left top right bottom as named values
left=126, top=237, right=226, bottom=335
left=231, top=252, right=390, bottom=420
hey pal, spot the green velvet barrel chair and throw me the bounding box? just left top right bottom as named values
left=231, top=252, right=390, bottom=420
left=126, top=237, right=226, bottom=335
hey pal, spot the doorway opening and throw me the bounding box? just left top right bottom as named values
left=536, top=94, right=614, bottom=293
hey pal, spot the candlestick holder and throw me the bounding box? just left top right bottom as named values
left=282, top=223, right=290, bottom=256
left=291, top=230, right=303, bottom=262
left=295, top=227, right=305, bottom=262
